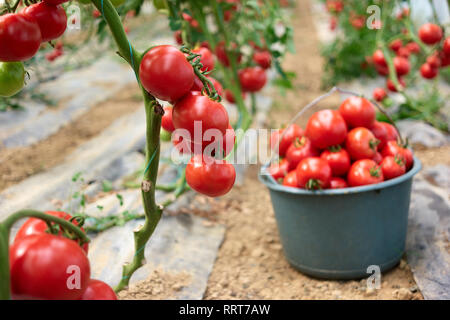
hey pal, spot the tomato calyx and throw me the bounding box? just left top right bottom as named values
left=44, top=215, right=86, bottom=245
left=369, top=138, right=380, bottom=150
left=293, top=136, right=307, bottom=148
left=305, top=179, right=322, bottom=190
left=327, top=144, right=342, bottom=152
left=394, top=154, right=406, bottom=166
left=369, top=166, right=381, bottom=178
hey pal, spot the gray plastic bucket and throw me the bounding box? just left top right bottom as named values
left=259, top=156, right=422, bottom=280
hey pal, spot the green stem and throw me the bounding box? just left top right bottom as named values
left=0, top=209, right=90, bottom=300
left=88, top=0, right=164, bottom=292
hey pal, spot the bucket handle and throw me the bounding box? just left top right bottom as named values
left=264, top=86, right=404, bottom=173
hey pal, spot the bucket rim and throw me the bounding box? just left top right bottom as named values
left=259, top=156, right=422, bottom=195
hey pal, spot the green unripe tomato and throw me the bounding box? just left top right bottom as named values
left=0, top=62, right=25, bottom=98
left=153, top=0, right=168, bottom=10
left=160, top=128, right=171, bottom=142
left=110, top=0, right=126, bottom=7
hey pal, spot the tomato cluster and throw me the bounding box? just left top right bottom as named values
left=0, top=0, right=68, bottom=97
left=371, top=22, right=449, bottom=101
left=270, top=96, right=414, bottom=190
left=139, top=45, right=238, bottom=197
left=9, top=211, right=117, bottom=300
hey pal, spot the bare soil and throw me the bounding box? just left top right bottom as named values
left=0, top=85, right=142, bottom=191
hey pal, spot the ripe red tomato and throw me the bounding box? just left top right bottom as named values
left=339, top=96, right=376, bottom=128
left=239, top=67, right=267, bottom=92
left=296, top=157, right=332, bottom=190
left=282, top=170, right=298, bottom=188
left=418, top=23, right=443, bottom=45
left=0, top=13, right=42, bottom=62
left=381, top=155, right=406, bottom=180
left=326, top=0, right=343, bottom=13
left=174, top=30, right=182, bottom=45
left=80, top=279, right=117, bottom=300
left=393, top=56, right=410, bottom=76
left=215, top=41, right=241, bottom=67
left=372, top=152, right=382, bottom=164
left=420, top=63, right=438, bottom=79
left=440, top=51, right=450, bottom=67
left=370, top=121, right=389, bottom=150
left=139, top=45, right=194, bottom=102
left=379, top=122, right=398, bottom=142
left=253, top=51, right=272, bottom=69
left=224, top=89, right=246, bottom=104
left=14, top=211, right=89, bottom=253
left=373, top=87, right=387, bottom=102
left=347, top=159, right=384, bottom=187
left=426, top=53, right=441, bottom=68
left=346, top=127, right=379, bottom=160
left=372, top=49, right=387, bottom=67
left=185, top=155, right=235, bottom=197
left=396, top=47, right=410, bottom=59
left=320, top=148, right=350, bottom=176
left=405, top=42, right=420, bottom=54
left=23, top=3, right=67, bottom=42
left=389, top=39, right=402, bottom=52
left=444, top=37, right=450, bottom=55
left=381, top=140, right=413, bottom=170
left=270, top=124, right=304, bottom=157
left=269, top=158, right=289, bottom=181
left=173, top=91, right=229, bottom=139
left=192, top=47, right=215, bottom=72
left=329, top=177, right=348, bottom=189
left=161, top=106, right=175, bottom=132
left=305, top=109, right=348, bottom=149
left=286, top=136, right=318, bottom=170
left=386, top=77, right=405, bottom=92
left=10, top=233, right=90, bottom=300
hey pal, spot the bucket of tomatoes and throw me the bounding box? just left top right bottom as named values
left=259, top=87, right=421, bottom=280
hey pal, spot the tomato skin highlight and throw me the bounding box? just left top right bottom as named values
left=282, top=170, right=298, bottom=188
left=80, top=279, right=117, bottom=300
left=418, top=23, right=443, bottom=45
left=381, top=140, right=413, bottom=170
left=296, top=157, right=332, bottom=190
left=185, top=155, right=236, bottom=197
left=10, top=234, right=90, bottom=300
left=329, top=177, right=348, bottom=189
left=346, top=127, right=379, bottom=160
left=305, top=109, right=348, bottom=149
left=14, top=210, right=89, bottom=253
left=381, top=156, right=406, bottom=180
left=286, top=136, right=318, bottom=171
left=270, top=124, right=304, bottom=157
left=139, top=45, right=194, bottom=102
left=347, top=159, right=384, bottom=187
left=320, top=148, right=351, bottom=177
left=23, top=3, right=67, bottom=42
left=161, top=106, right=175, bottom=132
left=0, top=13, right=42, bottom=62
left=0, top=62, right=25, bottom=97
left=339, top=96, right=376, bottom=128
left=239, top=67, right=267, bottom=92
